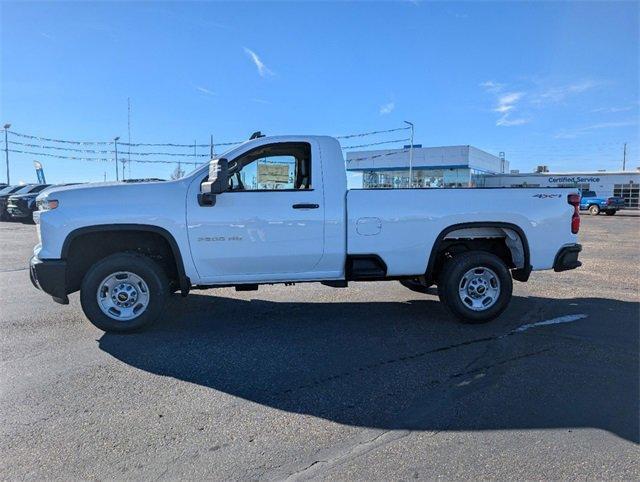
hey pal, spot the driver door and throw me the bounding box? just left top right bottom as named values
left=186, top=140, right=325, bottom=283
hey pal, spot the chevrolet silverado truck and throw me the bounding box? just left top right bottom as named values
left=30, top=135, right=582, bottom=333
left=579, top=189, right=625, bottom=215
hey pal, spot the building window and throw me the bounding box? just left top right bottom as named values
left=360, top=168, right=473, bottom=189
left=613, top=183, right=639, bottom=208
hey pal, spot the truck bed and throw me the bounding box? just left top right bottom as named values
left=346, top=187, right=578, bottom=276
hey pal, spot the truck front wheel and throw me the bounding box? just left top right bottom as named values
left=588, top=205, right=600, bottom=215
left=437, top=251, right=512, bottom=324
left=80, top=253, right=169, bottom=333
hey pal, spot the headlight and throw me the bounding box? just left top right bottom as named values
left=37, top=198, right=59, bottom=211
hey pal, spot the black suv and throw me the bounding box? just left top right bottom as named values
left=4, top=184, right=50, bottom=222
left=0, top=185, right=33, bottom=221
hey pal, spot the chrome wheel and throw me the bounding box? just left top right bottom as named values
left=458, top=266, right=501, bottom=311
left=96, top=271, right=150, bottom=321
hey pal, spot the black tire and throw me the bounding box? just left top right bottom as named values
left=399, top=278, right=432, bottom=294
left=605, top=210, right=616, bottom=216
left=588, top=205, right=600, bottom=215
left=80, top=253, right=169, bottom=333
left=437, top=251, right=512, bottom=324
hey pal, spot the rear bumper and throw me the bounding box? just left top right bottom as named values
left=29, top=256, right=69, bottom=304
left=553, top=244, right=582, bottom=272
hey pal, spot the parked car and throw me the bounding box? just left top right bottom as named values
left=30, top=134, right=582, bottom=333
left=579, top=189, right=625, bottom=215
left=0, top=184, right=40, bottom=221
left=7, top=184, right=78, bottom=223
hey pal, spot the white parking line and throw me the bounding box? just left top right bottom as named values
left=513, top=314, right=588, bottom=333
left=0, top=267, right=28, bottom=273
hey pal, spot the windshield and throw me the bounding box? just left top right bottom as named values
left=183, top=143, right=247, bottom=178
left=28, top=184, right=50, bottom=194
left=0, top=185, right=22, bottom=195
left=11, top=185, right=37, bottom=195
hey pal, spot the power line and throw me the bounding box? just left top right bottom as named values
left=7, top=130, right=243, bottom=148
left=342, top=138, right=411, bottom=150
left=335, top=126, right=410, bottom=139
left=7, top=140, right=210, bottom=157
left=347, top=149, right=410, bottom=163
left=6, top=149, right=203, bottom=166
left=8, top=126, right=413, bottom=147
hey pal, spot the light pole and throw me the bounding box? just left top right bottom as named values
left=3, top=123, right=10, bottom=185
left=404, top=121, right=414, bottom=188
left=114, top=137, right=120, bottom=181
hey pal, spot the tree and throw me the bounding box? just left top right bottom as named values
left=170, top=165, right=185, bottom=180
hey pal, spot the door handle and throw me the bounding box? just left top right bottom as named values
left=292, top=203, right=319, bottom=209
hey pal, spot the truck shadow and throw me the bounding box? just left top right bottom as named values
left=98, top=292, right=639, bottom=443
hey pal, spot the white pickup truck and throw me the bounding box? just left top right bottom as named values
left=30, top=135, right=582, bottom=332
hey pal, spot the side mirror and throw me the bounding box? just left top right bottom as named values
left=199, top=158, right=229, bottom=206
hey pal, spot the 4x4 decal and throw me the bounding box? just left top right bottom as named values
left=533, top=193, right=562, bottom=199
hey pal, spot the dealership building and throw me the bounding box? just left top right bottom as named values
left=346, top=145, right=639, bottom=208
left=345, top=145, right=508, bottom=189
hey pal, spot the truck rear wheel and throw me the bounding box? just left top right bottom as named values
left=588, top=205, right=600, bottom=215
left=80, top=253, right=169, bottom=333
left=437, top=251, right=512, bottom=324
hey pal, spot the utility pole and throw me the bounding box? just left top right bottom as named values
left=404, top=120, right=414, bottom=188
left=210, top=134, right=215, bottom=158
left=127, top=97, right=132, bottom=179
left=114, top=137, right=120, bottom=181
left=3, top=123, right=10, bottom=185
left=623, top=142, right=627, bottom=171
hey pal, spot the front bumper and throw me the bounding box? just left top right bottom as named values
left=553, top=244, right=582, bottom=272
left=7, top=206, right=30, bottom=218
left=29, top=256, right=69, bottom=304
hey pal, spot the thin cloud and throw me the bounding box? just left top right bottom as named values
left=534, top=79, right=600, bottom=104
left=40, top=32, right=54, bottom=40
left=496, top=116, right=529, bottom=127
left=554, top=120, right=637, bottom=139
left=479, top=80, right=505, bottom=93
left=250, top=98, right=272, bottom=105
left=481, top=81, right=528, bottom=126
left=195, top=86, right=216, bottom=96
left=494, top=92, right=523, bottom=113
left=591, top=105, right=635, bottom=113
left=243, top=47, right=274, bottom=77
left=379, top=102, right=395, bottom=115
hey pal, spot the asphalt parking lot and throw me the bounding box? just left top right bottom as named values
left=1, top=214, right=639, bottom=479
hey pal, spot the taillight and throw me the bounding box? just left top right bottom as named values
left=568, top=194, right=580, bottom=234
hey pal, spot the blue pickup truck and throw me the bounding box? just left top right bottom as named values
left=580, top=190, right=625, bottom=215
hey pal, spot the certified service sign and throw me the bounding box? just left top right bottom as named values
left=548, top=176, right=601, bottom=184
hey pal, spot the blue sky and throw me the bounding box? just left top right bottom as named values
left=1, top=1, right=638, bottom=184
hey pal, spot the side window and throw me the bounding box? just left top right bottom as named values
left=227, top=142, right=311, bottom=191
